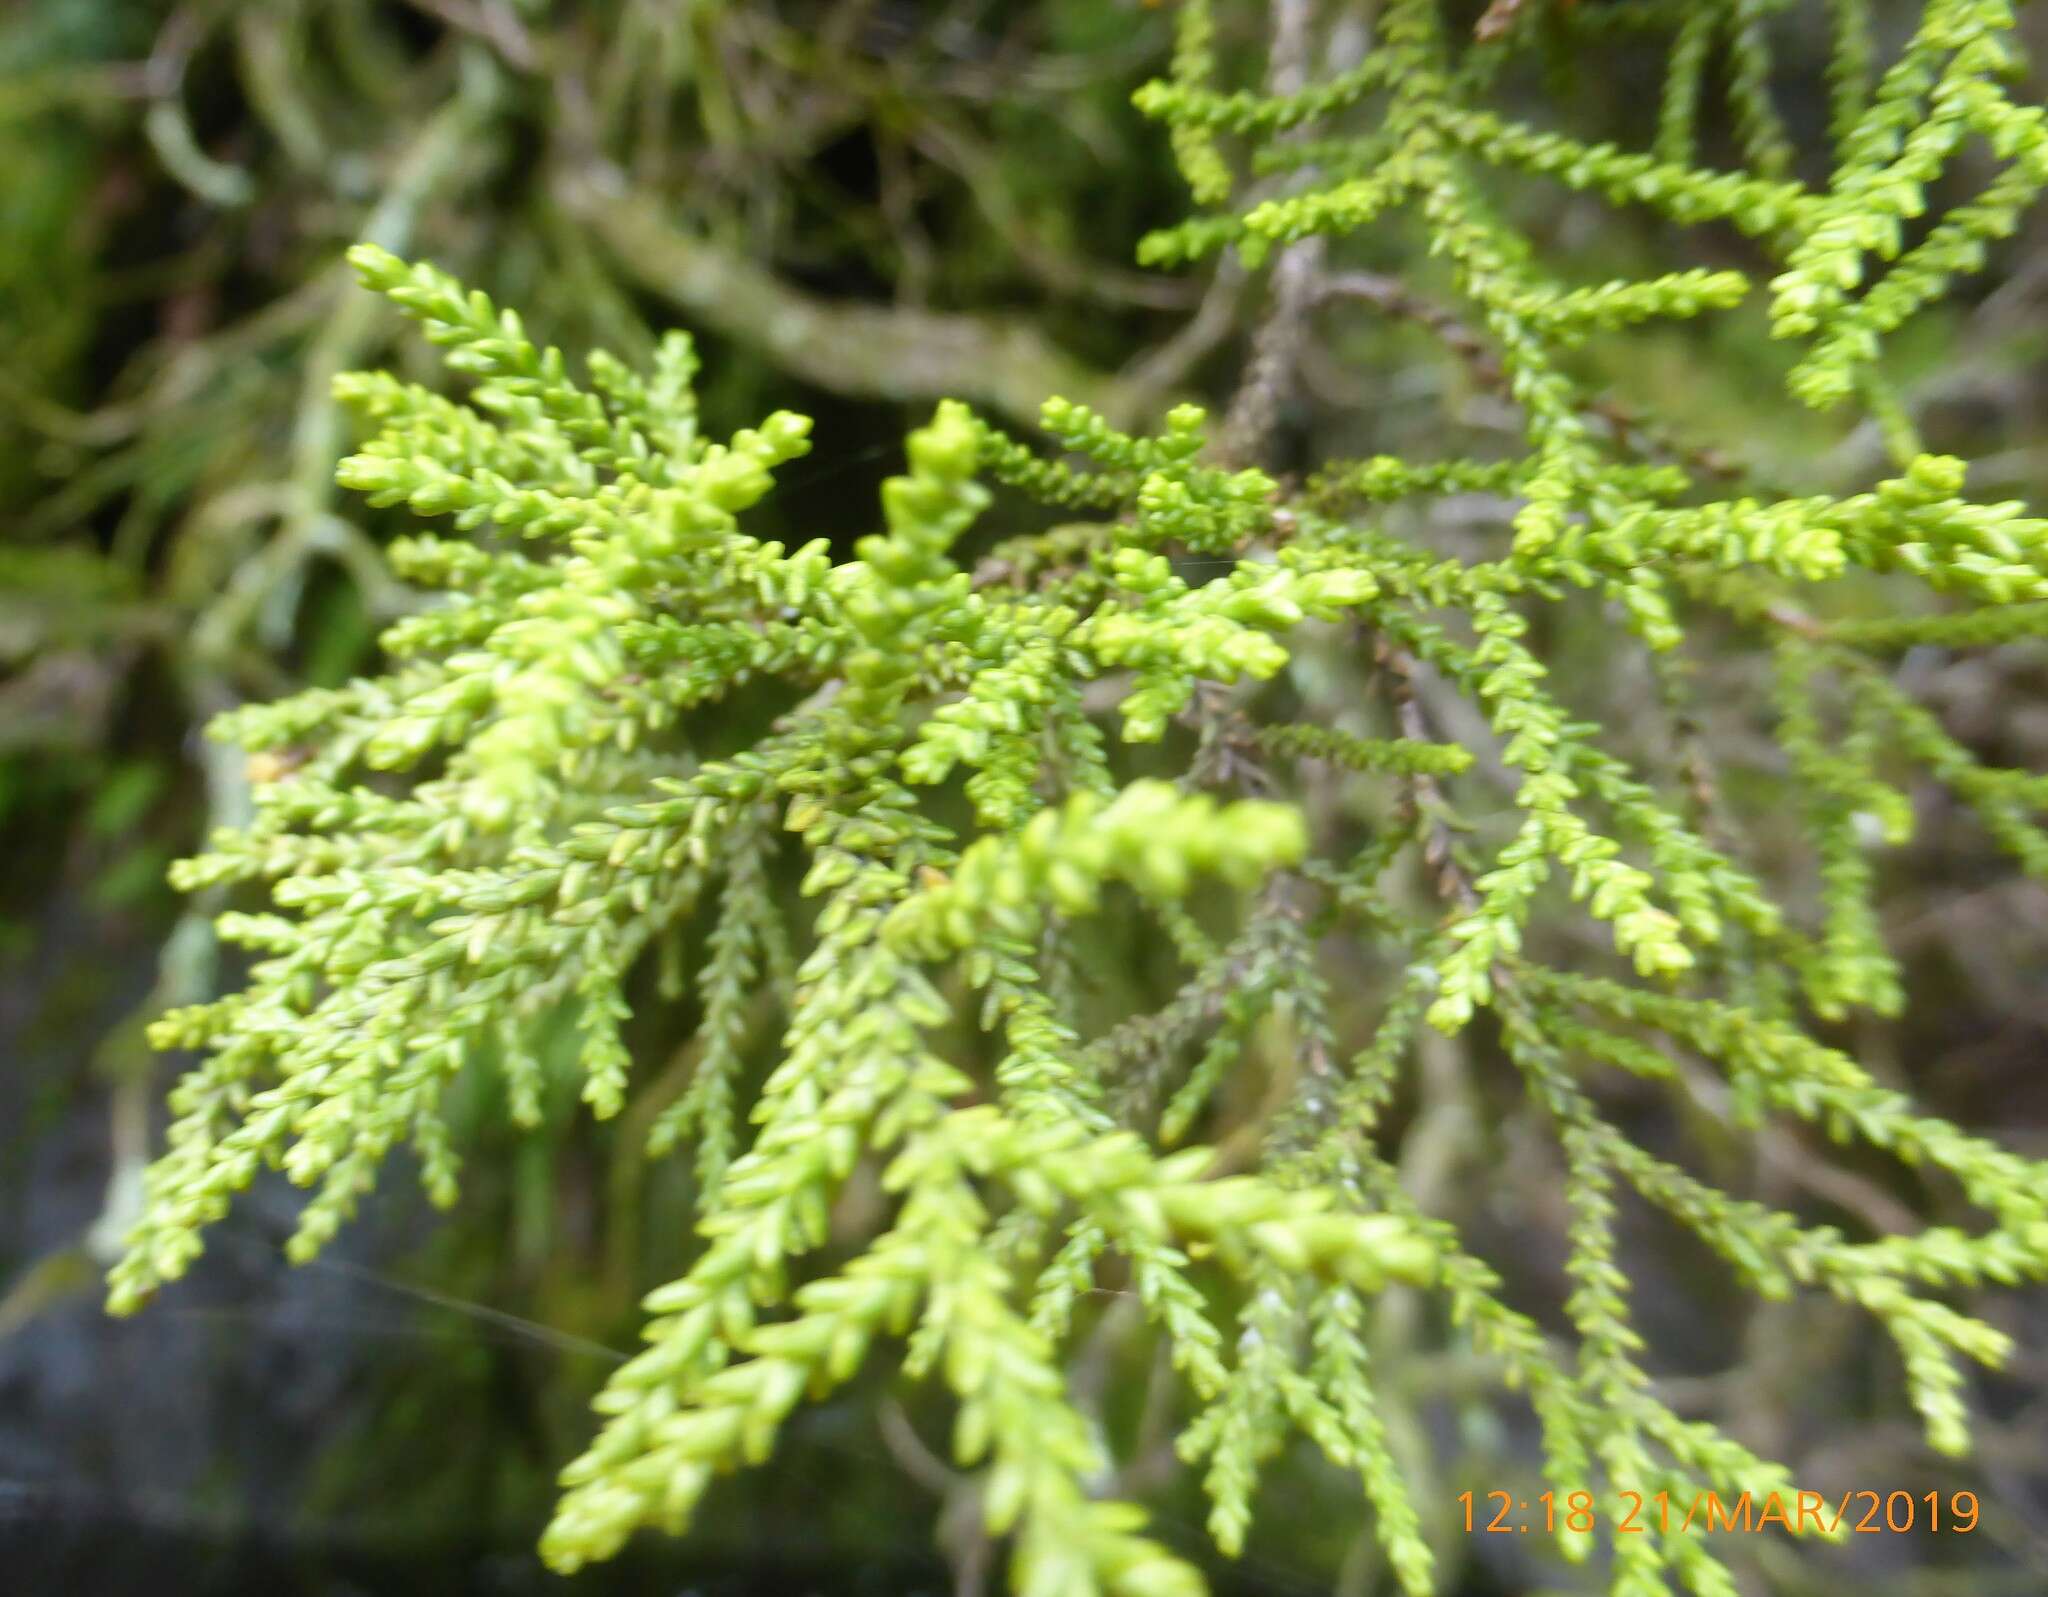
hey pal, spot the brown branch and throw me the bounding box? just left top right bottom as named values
left=1321, top=270, right=1744, bottom=482
left=1377, top=637, right=1483, bottom=914
left=1220, top=0, right=1326, bottom=466
left=555, top=169, right=1148, bottom=429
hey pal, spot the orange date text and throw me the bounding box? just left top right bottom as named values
left=1458, top=1488, right=1980, bottom=1536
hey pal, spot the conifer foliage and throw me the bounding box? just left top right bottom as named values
left=111, top=3, right=2048, bottom=1595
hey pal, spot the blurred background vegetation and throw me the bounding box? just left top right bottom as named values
left=2, top=2, right=2046, bottom=1594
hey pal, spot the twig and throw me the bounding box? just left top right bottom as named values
left=559, top=171, right=1148, bottom=428
left=1220, top=0, right=1326, bottom=466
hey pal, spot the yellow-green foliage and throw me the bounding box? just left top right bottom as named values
left=111, top=5, right=2048, bottom=1596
